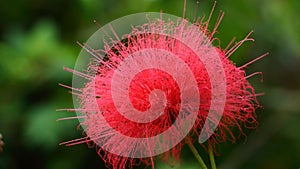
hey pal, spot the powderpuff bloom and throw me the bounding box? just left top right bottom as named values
left=59, top=1, right=267, bottom=169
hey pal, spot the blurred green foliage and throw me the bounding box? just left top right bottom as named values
left=0, top=0, right=299, bottom=169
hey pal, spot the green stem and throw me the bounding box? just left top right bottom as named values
left=185, top=138, right=208, bottom=169
left=208, top=144, right=217, bottom=169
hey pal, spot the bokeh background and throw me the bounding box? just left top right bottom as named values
left=0, top=0, right=299, bottom=169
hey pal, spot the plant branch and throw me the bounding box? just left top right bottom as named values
left=208, top=144, right=217, bottom=169
left=185, top=138, right=208, bottom=169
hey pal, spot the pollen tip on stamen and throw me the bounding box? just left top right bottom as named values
left=63, top=67, right=71, bottom=71
left=245, top=72, right=263, bottom=80
left=56, top=116, right=86, bottom=122
left=56, top=108, right=65, bottom=112
left=58, top=83, right=67, bottom=88
left=93, top=19, right=102, bottom=28
left=76, top=41, right=84, bottom=47
left=62, top=138, right=92, bottom=147
left=255, top=92, right=265, bottom=97
left=60, top=137, right=89, bottom=146
left=59, top=142, right=76, bottom=147
left=56, top=108, right=77, bottom=112
left=239, top=52, right=269, bottom=69
left=226, top=31, right=258, bottom=57
left=64, top=67, right=93, bottom=80
left=59, top=83, right=83, bottom=93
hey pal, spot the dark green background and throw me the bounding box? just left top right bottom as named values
left=0, top=0, right=299, bottom=169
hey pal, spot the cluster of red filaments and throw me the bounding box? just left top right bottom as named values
left=59, top=2, right=267, bottom=169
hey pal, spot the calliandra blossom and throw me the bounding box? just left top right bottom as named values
left=59, top=1, right=267, bottom=169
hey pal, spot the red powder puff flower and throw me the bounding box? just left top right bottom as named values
left=59, top=1, right=267, bottom=169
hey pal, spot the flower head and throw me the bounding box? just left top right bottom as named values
left=60, top=1, right=266, bottom=169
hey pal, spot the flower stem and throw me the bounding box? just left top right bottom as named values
left=185, top=138, right=208, bottom=169
left=208, top=144, right=217, bottom=169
